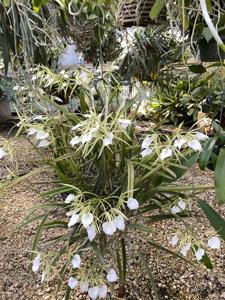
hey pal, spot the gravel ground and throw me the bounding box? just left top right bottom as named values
left=0, top=130, right=225, bottom=300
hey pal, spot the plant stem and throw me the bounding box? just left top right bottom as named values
left=153, top=184, right=214, bottom=193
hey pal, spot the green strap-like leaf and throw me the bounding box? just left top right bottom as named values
left=215, top=147, right=225, bottom=203
left=149, top=0, right=165, bottom=20
left=199, top=136, right=218, bottom=171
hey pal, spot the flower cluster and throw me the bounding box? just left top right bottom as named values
left=27, top=127, right=50, bottom=148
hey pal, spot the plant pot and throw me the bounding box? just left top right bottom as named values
left=199, top=37, right=225, bottom=62
left=0, top=100, right=11, bottom=122
left=117, top=0, right=167, bottom=28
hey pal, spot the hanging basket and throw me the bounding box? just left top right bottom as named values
left=199, top=37, right=225, bottom=62
left=117, top=0, right=167, bottom=28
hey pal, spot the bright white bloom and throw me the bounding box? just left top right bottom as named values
left=13, top=85, right=20, bottom=91
left=180, top=242, right=191, bottom=257
left=71, top=254, right=81, bottom=269
left=37, top=139, right=50, bottom=148
left=41, top=271, right=45, bottom=283
left=196, top=132, right=208, bottom=141
left=127, top=197, right=139, bottom=210
left=71, top=123, right=82, bottom=131
left=118, top=119, right=131, bottom=129
left=31, top=75, right=37, bottom=81
left=160, top=148, right=173, bottom=161
left=102, top=221, right=117, bottom=235
left=70, top=136, right=81, bottom=146
left=68, top=277, right=78, bottom=289
left=106, top=269, right=118, bottom=283
left=171, top=205, right=181, bottom=214
left=98, top=285, right=108, bottom=298
left=81, top=132, right=93, bottom=144
left=68, top=213, right=80, bottom=228
left=174, top=138, right=186, bottom=149
left=178, top=200, right=186, bottom=210
left=171, top=235, right=179, bottom=246
left=27, top=128, right=38, bottom=136
left=86, top=224, right=96, bottom=241
left=113, top=215, right=125, bottom=231
left=80, top=281, right=89, bottom=293
left=90, top=127, right=98, bottom=134
left=81, top=213, right=94, bottom=228
left=195, top=248, right=205, bottom=261
left=33, top=115, right=43, bottom=121
left=88, top=286, right=99, bottom=300
left=188, top=139, right=202, bottom=151
left=141, top=136, right=152, bottom=149
left=32, top=254, right=41, bottom=272
left=141, top=148, right=153, bottom=158
left=36, top=130, right=49, bottom=140
left=0, top=148, right=6, bottom=159
left=103, top=133, right=114, bottom=147
left=65, top=194, right=76, bottom=204
left=208, top=237, right=221, bottom=249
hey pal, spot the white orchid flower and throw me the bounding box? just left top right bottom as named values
left=180, top=242, right=191, bottom=257
left=113, top=215, right=125, bottom=231
left=32, top=254, right=41, bottom=272
left=173, top=138, right=186, bottom=149
left=106, top=269, right=118, bottom=283
left=0, top=148, right=6, bottom=159
left=118, top=119, right=131, bottom=129
left=68, top=213, right=79, bottom=228
left=41, top=271, right=45, bottom=283
left=178, top=200, right=186, bottom=210
left=80, top=281, right=89, bottom=293
left=71, top=254, right=81, bottom=269
left=81, top=213, right=94, bottom=228
left=102, top=221, right=117, bottom=235
left=195, top=132, right=208, bottom=141
left=36, top=130, right=49, bottom=140
left=37, top=139, right=50, bottom=148
left=68, top=277, right=78, bottom=289
left=141, top=136, right=152, bottom=149
left=127, top=197, right=139, bottom=210
left=33, top=115, right=43, bottom=121
left=65, top=194, right=76, bottom=204
left=88, top=286, right=99, bottom=300
left=71, top=123, right=82, bottom=131
left=27, top=128, right=38, bottom=136
left=160, top=148, right=173, bottom=161
left=86, top=224, right=96, bottom=241
left=195, top=248, right=205, bottom=261
left=188, top=139, right=202, bottom=151
left=171, top=205, right=181, bottom=214
left=70, top=136, right=81, bottom=146
left=208, top=237, right=221, bottom=249
left=141, top=148, right=153, bottom=158
left=171, top=235, right=179, bottom=246
left=81, top=132, right=93, bottom=144
left=103, top=133, right=114, bottom=147
left=98, top=285, right=108, bottom=298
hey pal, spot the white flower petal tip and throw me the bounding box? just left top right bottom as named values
left=80, top=281, right=89, bottom=293
left=86, top=224, right=96, bottom=241
left=37, top=139, right=50, bottom=148
left=98, top=285, right=108, bottom=298
left=68, top=277, right=78, bottom=289
left=68, top=213, right=79, bottom=228
left=36, top=130, right=49, bottom=140
left=180, top=242, right=191, bottom=257
left=41, top=271, right=45, bottom=283
left=106, top=269, right=118, bottom=283
left=0, top=148, right=6, bottom=159
left=70, top=136, right=81, bottom=146
left=81, top=132, right=93, bottom=144
left=127, top=197, right=139, bottom=210
left=81, top=213, right=94, bottom=228
left=188, top=139, right=202, bottom=151
left=102, top=221, right=117, bottom=235
left=160, top=148, right=173, bottom=161
left=171, top=206, right=181, bottom=215
left=27, top=128, right=38, bottom=136
left=195, top=248, right=205, bottom=261
left=113, top=215, right=125, bottom=231
left=33, top=115, right=43, bottom=121
left=88, top=286, right=99, bottom=300
left=65, top=194, right=76, bottom=204
left=71, top=254, right=81, bottom=269
left=32, top=254, right=41, bottom=272
left=71, top=123, right=82, bottom=131
left=103, top=133, right=114, bottom=147
left=141, top=137, right=152, bottom=149
left=208, top=237, right=221, bottom=249
left=196, top=132, right=209, bottom=141
left=173, top=138, right=186, bottom=149
left=178, top=200, right=186, bottom=210
left=141, top=148, right=153, bottom=158
left=118, top=119, right=131, bottom=129
left=171, top=235, right=179, bottom=246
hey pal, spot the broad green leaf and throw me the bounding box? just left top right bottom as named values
left=198, top=200, right=225, bottom=240
left=199, top=136, right=218, bottom=171
left=128, top=223, right=153, bottom=233
left=3, top=0, right=10, bottom=6
left=188, top=64, right=207, bottom=74
left=149, top=0, right=165, bottom=20
left=215, top=148, right=225, bottom=203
